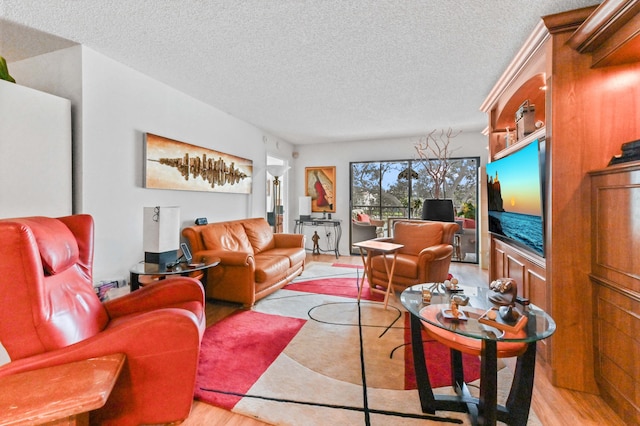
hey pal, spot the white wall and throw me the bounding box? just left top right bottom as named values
left=0, top=79, right=72, bottom=218
left=290, top=132, right=489, bottom=259
left=11, top=46, right=294, bottom=282
left=8, top=45, right=489, bottom=280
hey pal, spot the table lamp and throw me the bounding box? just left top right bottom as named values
left=143, top=206, right=180, bottom=264
left=299, top=196, right=311, bottom=221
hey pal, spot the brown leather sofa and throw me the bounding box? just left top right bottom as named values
left=369, top=220, right=459, bottom=291
left=0, top=215, right=205, bottom=425
left=182, top=217, right=305, bottom=307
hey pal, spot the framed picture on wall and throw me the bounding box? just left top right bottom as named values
left=305, top=166, right=336, bottom=213
left=144, top=133, right=253, bottom=194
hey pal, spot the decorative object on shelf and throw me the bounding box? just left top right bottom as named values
left=0, top=55, right=15, bottom=83
left=505, top=127, right=516, bottom=147
left=143, top=206, right=180, bottom=265
left=515, top=100, right=535, bottom=140
left=267, top=164, right=290, bottom=232
left=144, top=133, right=253, bottom=194
left=305, top=166, right=336, bottom=213
left=488, top=277, right=517, bottom=306
left=608, top=138, right=640, bottom=166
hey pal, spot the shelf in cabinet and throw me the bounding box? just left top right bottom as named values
left=492, top=127, right=545, bottom=160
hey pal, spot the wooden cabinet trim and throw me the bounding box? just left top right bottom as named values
left=569, top=0, right=640, bottom=66
left=590, top=274, right=640, bottom=304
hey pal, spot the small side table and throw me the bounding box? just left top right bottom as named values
left=353, top=240, right=404, bottom=309
left=130, top=258, right=220, bottom=291
left=0, top=353, right=126, bottom=425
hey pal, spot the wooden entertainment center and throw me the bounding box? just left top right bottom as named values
left=481, top=1, right=640, bottom=422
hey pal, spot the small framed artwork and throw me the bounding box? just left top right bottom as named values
left=305, top=166, right=336, bottom=212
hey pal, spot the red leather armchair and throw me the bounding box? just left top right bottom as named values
left=0, top=215, right=205, bottom=425
left=369, top=220, right=459, bottom=291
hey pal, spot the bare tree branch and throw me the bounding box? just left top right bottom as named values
left=414, top=128, right=461, bottom=198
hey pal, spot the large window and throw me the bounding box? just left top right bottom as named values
left=350, top=157, right=479, bottom=263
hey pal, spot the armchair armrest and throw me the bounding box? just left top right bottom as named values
left=104, top=277, right=204, bottom=319
left=0, top=308, right=200, bottom=376
left=369, top=219, right=384, bottom=227
left=417, top=244, right=453, bottom=262
left=0, top=308, right=202, bottom=424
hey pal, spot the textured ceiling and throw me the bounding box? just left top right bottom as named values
left=0, top=0, right=600, bottom=144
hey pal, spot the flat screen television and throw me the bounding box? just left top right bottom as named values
left=486, top=138, right=545, bottom=257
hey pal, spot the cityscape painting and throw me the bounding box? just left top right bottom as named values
left=144, top=133, right=253, bottom=194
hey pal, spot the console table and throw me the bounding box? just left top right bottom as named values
left=294, top=219, right=342, bottom=258
left=401, top=284, right=555, bottom=425
left=130, top=257, right=220, bottom=291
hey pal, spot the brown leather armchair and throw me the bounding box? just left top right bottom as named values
left=369, top=220, right=459, bottom=291
left=0, top=215, right=205, bottom=425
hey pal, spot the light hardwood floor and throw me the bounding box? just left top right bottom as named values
left=182, top=254, right=625, bottom=425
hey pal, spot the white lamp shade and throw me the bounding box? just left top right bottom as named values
left=299, top=196, right=312, bottom=216
left=143, top=206, right=180, bottom=253
left=266, top=164, right=290, bottom=178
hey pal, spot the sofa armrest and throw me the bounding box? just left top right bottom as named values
left=104, top=277, right=204, bottom=319
left=194, top=249, right=253, bottom=267
left=274, top=233, right=304, bottom=248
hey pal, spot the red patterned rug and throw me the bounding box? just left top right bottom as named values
left=194, top=263, right=501, bottom=425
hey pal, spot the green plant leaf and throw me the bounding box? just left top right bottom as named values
left=0, top=55, right=16, bottom=83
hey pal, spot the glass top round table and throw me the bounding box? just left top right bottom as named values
left=401, top=283, right=555, bottom=344
left=129, top=258, right=220, bottom=291
left=400, top=283, right=555, bottom=426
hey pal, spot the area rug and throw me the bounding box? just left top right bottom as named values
left=195, top=262, right=541, bottom=425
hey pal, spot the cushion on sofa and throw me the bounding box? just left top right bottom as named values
left=356, top=213, right=371, bottom=223
left=243, top=219, right=276, bottom=254
left=394, top=222, right=443, bottom=256
left=253, top=255, right=289, bottom=283
left=201, top=222, right=254, bottom=254
left=265, top=247, right=306, bottom=267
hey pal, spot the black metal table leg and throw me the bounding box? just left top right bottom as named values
left=130, top=272, right=140, bottom=291
left=504, top=342, right=537, bottom=426
left=450, top=348, right=464, bottom=390
left=410, top=313, right=437, bottom=414
left=478, top=339, right=498, bottom=425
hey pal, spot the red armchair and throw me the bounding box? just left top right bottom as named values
left=0, top=215, right=205, bottom=425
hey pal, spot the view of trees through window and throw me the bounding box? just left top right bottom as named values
left=350, top=157, right=479, bottom=262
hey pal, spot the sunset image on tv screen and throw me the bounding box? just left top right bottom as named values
left=486, top=139, right=544, bottom=256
